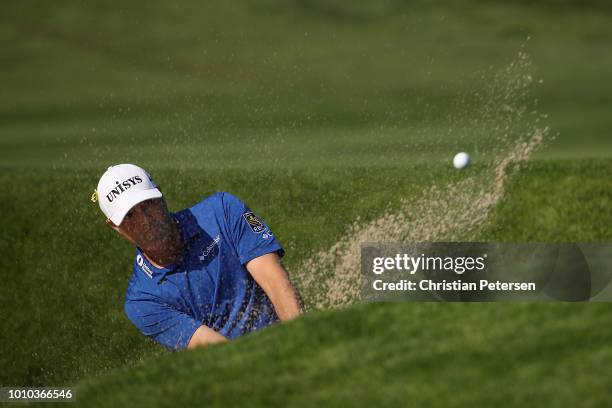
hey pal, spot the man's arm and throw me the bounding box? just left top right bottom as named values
left=187, top=325, right=228, bottom=349
left=125, top=297, right=226, bottom=351
left=189, top=252, right=302, bottom=348
left=246, top=252, right=304, bottom=321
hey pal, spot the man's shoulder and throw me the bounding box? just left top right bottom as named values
left=185, top=191, right=243, bottom=217
left=173, top=192, right=248, bottom=236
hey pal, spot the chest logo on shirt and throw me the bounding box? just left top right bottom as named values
left=243, top=211, right=266, bottom=233
left=199, top=235, right=221, bottom=261
left=136, top=254, right=154, bottom=279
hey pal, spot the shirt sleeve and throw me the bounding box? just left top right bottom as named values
left=220, top=192, right=285, bottom=265
left=124, top=297, right=202, bottom=351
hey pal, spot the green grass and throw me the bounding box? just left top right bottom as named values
left=2, top=0, right=612, bottom=405
left=76, top=302, right=612, bottom=407
left=2, top=0, right=612, bottom=169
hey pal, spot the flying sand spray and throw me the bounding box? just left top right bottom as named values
left=295, top=50, right=551, bottom=310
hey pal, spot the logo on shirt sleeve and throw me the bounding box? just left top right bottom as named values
left=243, top=211, right=266, bottom=233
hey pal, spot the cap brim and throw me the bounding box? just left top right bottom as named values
left=109, top=188, right=162, bottom=225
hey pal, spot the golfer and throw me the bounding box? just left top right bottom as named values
left=95, top=163, right=303, bottom=351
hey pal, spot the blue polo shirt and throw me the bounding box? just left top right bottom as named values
left=124, top=192, right=283, bottom=351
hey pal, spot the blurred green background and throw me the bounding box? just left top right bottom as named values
left=1, top=0, right=612, bottom=405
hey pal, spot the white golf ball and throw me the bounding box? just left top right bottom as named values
left=453, top=152, right=470, bottom=169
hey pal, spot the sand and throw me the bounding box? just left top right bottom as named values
left=294, top=51, right=551, bottom=310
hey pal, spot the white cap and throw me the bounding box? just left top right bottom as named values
left=96, top=164, right=162, bottom=225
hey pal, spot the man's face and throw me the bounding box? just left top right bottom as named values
left=106, top=197, right=177, bottom=249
